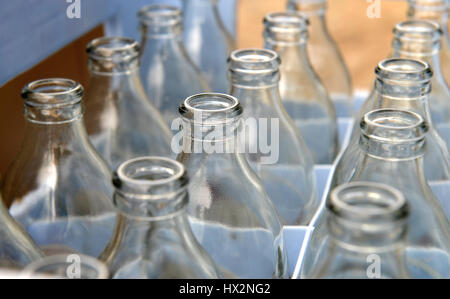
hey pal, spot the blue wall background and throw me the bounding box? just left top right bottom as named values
left=0, top=0, right=237, bottom=86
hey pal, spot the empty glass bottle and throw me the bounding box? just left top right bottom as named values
left=182, top=0, right=235, bottom=93
left=345, top=59, right=449, bottom=183
left=287, top=0, right=353, bottom=116
left=84, top=36, right=173, bottom=169
left=304, top=182, right=411, bottom=279
left=0, top=194, right=43, bottom=269
left=138, top=5, right=209, bottom=129
left=1, top=79, right=116, bottom=257
left=99, top=157, right=220, bottom=279
left=302, top=109, right=450, bottom=279
left=176, top=93, right=288, bottom=279
left=408, top=0, right=450, bottom=84
left=228, top=49, right=318, bottom=225
left=263, top=11, right=338, bottom=164
left=390, top=20, right=450, bottom=145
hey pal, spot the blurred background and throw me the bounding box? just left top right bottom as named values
left=0, top=0, right=410, bottom=174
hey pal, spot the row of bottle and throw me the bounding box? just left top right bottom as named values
left=0, top=0, right=448, bottom=278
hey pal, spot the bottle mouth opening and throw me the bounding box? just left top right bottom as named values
left=22, top=78, right=84, bottom=108
left=228, top=49, right=281, bottom=75
left=179, top=93, right=243, bottom=122
left=329, top=182, right=408, bottom=223
left=360, top=109, right=427, bottom=142
left=138, top=4, right=182, bottom=26
left=409, top=0, right=448, bottom=11
left=115, top=157, right=186, bottom=189
left=375, top=58, right=432, bottom=83
left=394, top=20, right=442, bottom=42
left=264, top=11, right=309, bottom=33
left=86, top=37, right=140, bottom=60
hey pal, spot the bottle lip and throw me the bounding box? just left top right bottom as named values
left=329, top=182, right=408, bottom=223
left=138, top=4, right=182, bottom=27
left=409, top=0, right=448, bottom=11
left=375, top=58, right=433, bottom=83
left=114, top=156, right=187, bottom=191
left=228, top=48, right=281, bottom=76
left=179, top=93, right=243, bottom=123
left=264, top=11, right=310, bottom=33
left=393, top=20, right=442, bottom=43
left=360, top=109, right=428, bottom=143
left=86, top=36, right=140, bottom=61
left=22, top=78, right=84, bottom=108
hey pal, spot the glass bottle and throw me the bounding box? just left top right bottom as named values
left=182, top=0, right=235, bottom=93
left=84, top=36, right=173, bottom=169
left=302, top=109, right=450, bottom=279
left=287, top=0, right=353, bottom=116
left=228, top=49, right=318, bottom=225
left=0, top=194, right=43, bottom=269
left=1, top=79, right=116, bottom=257
left=138, top=5, right=210, bottom=129
left=390, top=20, right=450, bottom=145
left=263, top=11, right=338, bottom=164
left=344, top=59, right=449, bottom=183
left=23, top=254, right=109, bottom=279
left=176, top=93, right=288, bottom=279
left=304, top=182, right=411, bottom=279
left=408, top=0, right=450, bottom=84
left=99, top=157, right=220, bottom=279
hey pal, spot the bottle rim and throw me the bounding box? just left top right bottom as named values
left=329, top=182, right=408, bottom=223
left=179, top=93, right=243, bottom=123
left=86, top=36, right=140, bottom=61
left=138, top=4, right=182, bottom=26
left=228, top=48, right=281, bottom=75
left=393, top=20, right=442, bottom=43
left=375, top=58, right=433, bottom=83
left=264, top=11, right=310, bottom=33
left=22, top=78, right=84, bottom=108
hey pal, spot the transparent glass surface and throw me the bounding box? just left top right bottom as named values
left=389, top=19, right=450, bottom=146
left=139, top=5, right=209, bottom=129
left=176, top=93, right=289, bottom=279
left=302, top=109, right=450, bottom=279
left=0, top=194, right=43, bottom=269
left=182, top=0, right=235, bottom=93
left=305, top=182, right=411, bottom=279
left=228, top=49, right=318, bottom=225
left=23, top=254, right=109, bottom=279
left=345, top=59, right=449, bottom=183
left=99, top=157, right=220, bottom=279
left=263, top=11, right=338, bottom=164
left=84, top=37, right=173, bottom=169
left=408, top=0, right=450, bottom=84
left=287, top=0, right=353, bottom=116
left=1, top=79, right=116, bottom=257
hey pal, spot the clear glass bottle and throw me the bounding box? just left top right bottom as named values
left=228, top=49, right=318, bottom=225
left=99, top=157, right=220, bottom=279
left=0, top=194, right=43, bottom=269
left=23, top=254, right=109, bottom=279
left=1, top=79, right=116, bottom=257
left=287, top=0, right=353, bottom=116
left=302, top=109, right=450, bottom=279
left=138, top=5, right=210, bottom=128
left=390, top=20, right=450, bottom=146
left=84, top=36, right=173, bottom=169
left=176, top=93, right=288, bottom=279
left=344, top=59, right=449, bottom=183
left=408, top=0, right=450, bottom=84
left=263, top=11, right=338, bottom=164
left=304, top=182, right=411, bottom=279
left=182, top=0, right=235, bottom=93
